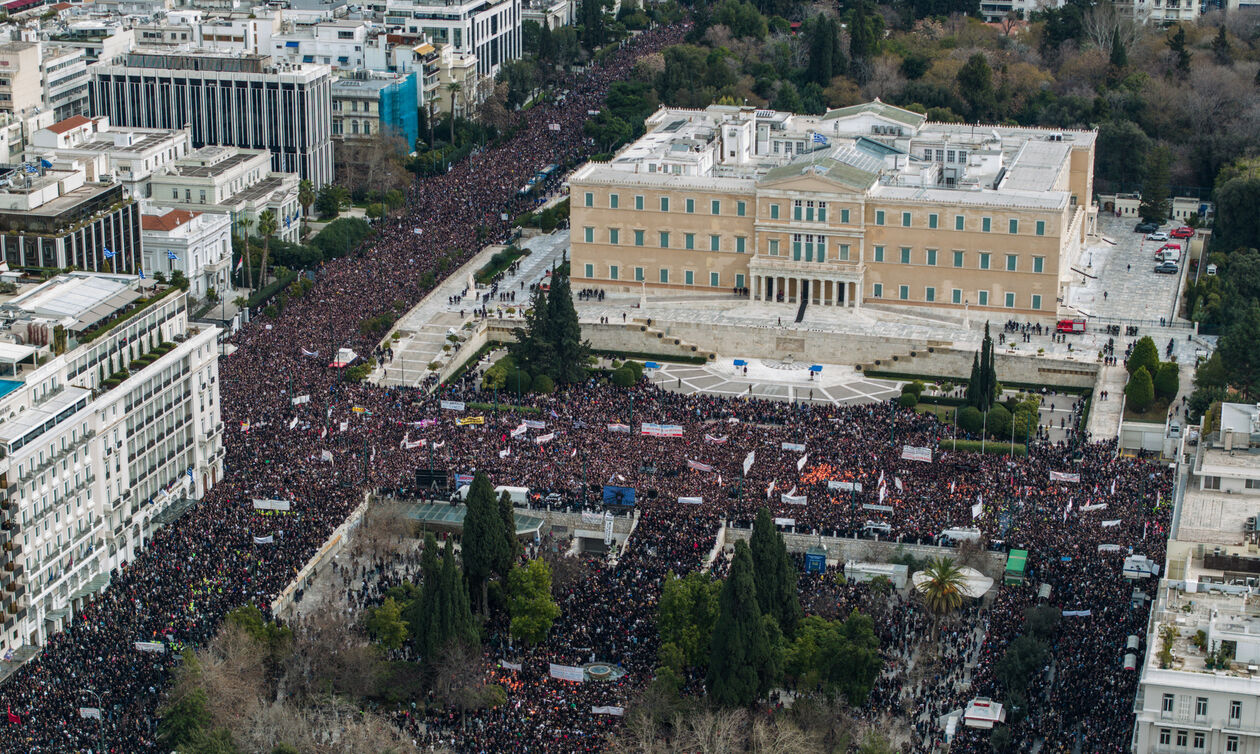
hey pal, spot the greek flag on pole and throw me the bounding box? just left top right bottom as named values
left=812, top=133, right=828, bottom=144
left=103, top=248, right=115, bottom=259
left=167, top=251, right=179, bottom=261
left=138, top=269, right=145, bottom=279
left=187, top=467, right=194, bottom=483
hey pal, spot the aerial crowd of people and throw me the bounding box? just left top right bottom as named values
left=0, top=18, right=1172, bottom=754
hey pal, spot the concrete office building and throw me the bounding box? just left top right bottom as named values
left=0, top=272, right=223, bottom=653
left=40, top=46, right=90, bottom=123
left=569, top=101, right=1096, bottom=320
left=88, top=50, right=334, bottom=187
left=0, top=161, right=142, bottom=273
left=0, top=42, right=43, bottom=116
left=1133, top=404, right=1260, bottom=753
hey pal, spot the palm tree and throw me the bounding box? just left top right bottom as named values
left=237, top=216, right=254, bottom=291
left=297, top=179, right=315, bottom=226
left=256, top=210, right=278, bottom=290
left=446, top=82, right=462, bottom=146
left=916, top=556, right=968, bottom=633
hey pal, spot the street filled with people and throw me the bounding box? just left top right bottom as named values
left=0, top=18, right=1174, bottom=753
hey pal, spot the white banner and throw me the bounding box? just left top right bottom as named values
left=797, top=453, right=809, bottom=471
left=581, top=511, right=604, bottom=525
left=607, top=423, right=631, bottom=433
left=320, top=450, right=333, bottom=463
left=781, top=442, right=806, bottom=452
left=500, top=660, right=522, bottom=672
left=511, top=423, right=527, bottom=438
left=1101, top=519, right=1123, bottom=527
left=687, top=459, right=713, bottom=473
left=288, top=417, right=299, bottom=430
left=971, top=502, right=982, bottom=520
left=743, top=451, right=755, bottom=476
left=499, top=448, right=510, bottom=458
left=78, top=707, right=101, bottom=720
left=1097, top=544, right=1123, bottom=552
left=291, top=394, right=310, bottom=405
left=603, top=511, right=614, bottom=545
left=863, top=503, right=894, bottom=512
left=549, top=663, right=585, bottom=682
left=440, top=400, right=466, bottom=411
left=828, top=480, right=863, bottom=493
left=591, top=706, right=625, bottom=716
left=1079, top=503, right=1108, bottom=512
left=774, top=517, right=796, bottom=526
left=677, top=496, right=704, bottom=505
left=1050, top=471, right=1081, bottom=483
left=704, top=434, right=727, bottom=444
left=134, top=641, right=166, bottom=653
left=524, top=420, right=547, bottom=429
left=534, top=433, right=555, bottom=444
left=781, top=494, right=807, bottom=505
left=252, top=499, right=291, bottom=512
left=253, top=535, right=275, bottom=544
left=901, top=445, right=932, bottom=463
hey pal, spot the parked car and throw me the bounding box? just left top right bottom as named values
left=1154, top=261, right=1179, bottom=274
left=1170, top=226, right=1195, bottom=239
left=1147, top=231, right=1170, bottom=242
left=1134, top=221, right=1159, bottom=233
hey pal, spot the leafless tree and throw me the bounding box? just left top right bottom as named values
left=1083, top=1, right=1141, bottom=54
left=284, top=602, right=385, bottom=702
left=749, top=715, right=822, bottom=754
left=430, top=641, right=503, bottom=728
left=198, top=622, right=269, bottom=733
left=353, top=503, right=415, bottom=563
left=862, top=55, right=906, bottom=101
left=673, top=707, right=749, bottom=754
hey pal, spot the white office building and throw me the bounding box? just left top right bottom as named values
left=140, top=208, right=232, bottom=300
left=385, top=0, right=520, bottom=78
left=1133, top=404, right=1260, bottom=753
left=29, top=115, right=193, bottom=199
left=0, top=272, right=223, bottom=653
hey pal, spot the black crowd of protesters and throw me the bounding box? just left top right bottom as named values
left=0, top=19, right=1170, bottom=754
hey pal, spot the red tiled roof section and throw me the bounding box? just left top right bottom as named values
left=141, top=209, right=200, bottom=231
left=45, top=114, right=92, bottom=135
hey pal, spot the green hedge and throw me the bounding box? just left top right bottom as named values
left=246, top=270, right=299, bottom=310
left=939, top=439, right=1027, bottom=457
left=445, top=341, right=497, bottom=385
left=863, top=369, right=1093, bottom=396
left=917, top=395, right=968, bottom=407
left=475, top=246, right=530, bottom=285
left=1077, top=395, right=1092, bottom=434
left=591, top=349, right=709, bottom=365
left=466, top=401, right=541, bottom=415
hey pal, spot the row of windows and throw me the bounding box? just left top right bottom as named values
left=1156, top=729, right=1236, bottom=751
left=580, top=192, right=1048, bottom=235
left=584, top=192, right=749, bottom=217
left=581, top=263, right=746, bottom=288
left=869, top=285, right=1043, bottom=310
left=582, top=227, right=748, bottom=253
left=870, top=247, right=1046, bottom=273
left=579, top=229, right=1047, bottom=273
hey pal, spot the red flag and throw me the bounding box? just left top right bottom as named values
left=7, top=706, right=19, bottom=724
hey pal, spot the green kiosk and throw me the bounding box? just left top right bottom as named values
left=1004, top=549, right=1028, bottom=586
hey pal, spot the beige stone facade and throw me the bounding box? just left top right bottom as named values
left=570, top=101, right=1096, bottom=320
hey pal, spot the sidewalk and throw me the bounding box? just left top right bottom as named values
left=1086, top=364, right=1127, bottom=439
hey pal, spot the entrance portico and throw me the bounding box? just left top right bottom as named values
left=748, top=259, right=863, bottom=309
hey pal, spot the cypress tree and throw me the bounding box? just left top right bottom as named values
left=546, top=263, right=590, bottom=384
left=497, top=490, right=520, bottom=578
left=462, top=472, right=507, bottom=614
left=708, top=540, right=780, bottom=707
left=510, top=285, right=555, bottom=380
left=966, top=353, right=980, bottom=407
left=1109, top=28, right=1127, bottom=68
left=983, top=322, right=997, bottom=409
left=749, top=508, right=801, bottom=638
left=407, top=532, right=442, bottom=649
left=443, top=538, right=478, bottom=647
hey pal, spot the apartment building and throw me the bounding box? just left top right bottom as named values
left=1133, top=404, right=1260, bottom=753
left=0, top=161, right=142, bottom=273
left=0, top=42, right=43, bottom=115
left=385, top=0, right=520, bottom=78
left=29, top=115, right=193, bottom=199
left=1114, top=0, right=1200, bottom=24
left=0, top=272, right=223, bottom=653
left=40, top=46, right=90, bottom=122
left=148, top=146, right=301, bottom=243
left=331, top=70, right=419, bottom=146
left=569, top=101, right=1096, bottom=319
left=88, top=50, right=334, bottom=187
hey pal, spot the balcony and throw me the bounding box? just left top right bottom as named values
left=749, top=256, right=865, bottom=278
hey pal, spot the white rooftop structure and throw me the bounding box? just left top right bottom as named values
left=4, top=273, right=138, bottom=322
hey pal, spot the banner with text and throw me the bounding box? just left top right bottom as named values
left=901, top=445, right=933, bottom=463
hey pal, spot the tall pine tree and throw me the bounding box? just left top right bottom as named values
left=708, top=539, right=780, bottom=707
left=462, top=472, right=508, bottom=614
left=749, top=508, right=802, bottom=638
left=545, top=263, right=590, bottom=384
left=498, top=490, right=520, bottom=578
left=510, top=284, right=555, bottom=379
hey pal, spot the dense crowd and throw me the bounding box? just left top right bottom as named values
left=0, top=18, right=1173, bottom=754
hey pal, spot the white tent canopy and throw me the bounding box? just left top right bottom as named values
left=912, top=566, right=995, bottom=599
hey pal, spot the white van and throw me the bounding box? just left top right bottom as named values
left=1156, top=248, right=1181, bottom=264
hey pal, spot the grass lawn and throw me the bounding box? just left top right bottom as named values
left=1123, top=395, right=1172, bottom=423
left=917, top=404, right=955, bottom=423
